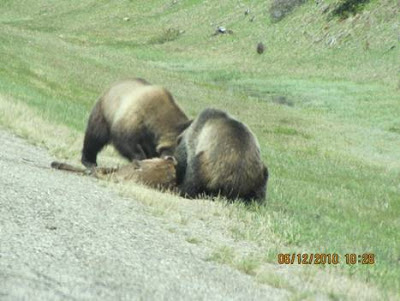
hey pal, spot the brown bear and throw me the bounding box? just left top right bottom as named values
left=51, top=157, right=177, bottom=190
left=174, top=108, right=268, bottom=202
left=81, top=78, right=190, bottom=168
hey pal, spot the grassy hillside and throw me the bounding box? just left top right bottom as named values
left=1, top=0, right=399, bottom=299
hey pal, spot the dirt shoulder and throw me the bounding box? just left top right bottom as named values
left=0, top=129, right=288, bottom=300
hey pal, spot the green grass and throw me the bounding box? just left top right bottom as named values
left=0, top=0, right=399, bottom=299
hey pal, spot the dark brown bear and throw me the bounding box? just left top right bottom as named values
left=51, top=157, right=177, bottom=190
left=174, top=108, right=268, bottom=202
left=81, top=78, right=190, bottom=168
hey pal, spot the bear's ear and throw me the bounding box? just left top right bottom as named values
left=134, top=77, right=151, bottom=85
left=177, top=120, right=193, bottom=133
left=176, top=132, right=184, bottom=145
left=164, top=155, right=177, bottom=166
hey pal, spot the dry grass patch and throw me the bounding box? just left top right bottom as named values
left=0, top=94, right=134, bottom=167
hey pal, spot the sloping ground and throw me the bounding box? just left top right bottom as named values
left=0, top=129, right=288, bottom=300
left=0, top=0, right=399, bottom=299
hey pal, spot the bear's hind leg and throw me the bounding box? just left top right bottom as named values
left=112, top=131, right=147, bottom=161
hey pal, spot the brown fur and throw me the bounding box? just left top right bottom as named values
left=175, top=108, right=268, bottom=202
left=81, top=78, right=190, bottom=168
left=51, top=157, right=177, bottom=190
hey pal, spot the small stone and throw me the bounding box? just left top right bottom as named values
left=217, top=26, right=226, bottom=33
left=257, top=42, right=265, bottom=54
left=321, top=4, right=330, bottom=14
left=214, top=26, right=233, bottom=35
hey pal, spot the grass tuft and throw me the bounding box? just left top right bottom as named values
left=330, top=0, right=371, bottom=20
left=269, top=0, right=307, bottom=22
left=148, top=28, right=183, bottom=45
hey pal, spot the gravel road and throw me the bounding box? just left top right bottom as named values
left=0, top=130, right=287, bottom=300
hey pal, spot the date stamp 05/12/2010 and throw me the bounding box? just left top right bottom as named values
left=277, top=253, right=375, bottom=265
